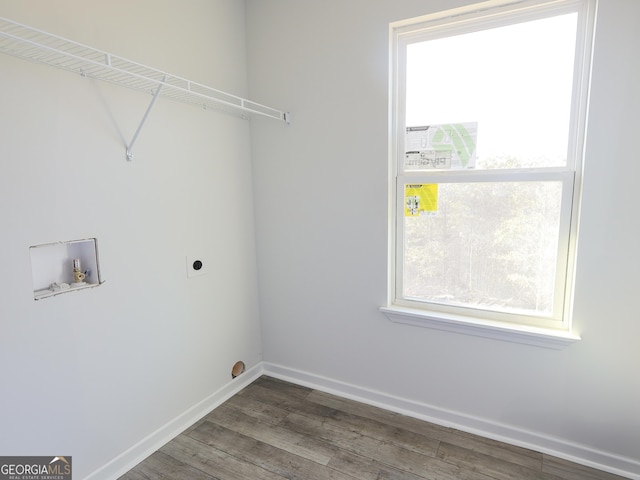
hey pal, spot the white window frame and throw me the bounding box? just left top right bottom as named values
left=381, top=0, right=596, bottom=348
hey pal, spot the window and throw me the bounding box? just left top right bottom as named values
left=382, top=0, right=595, bottom=347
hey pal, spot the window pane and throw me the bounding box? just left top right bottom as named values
left=405, top=13, right=578, bottom=169
left=403, top=181, right=563, bottom=317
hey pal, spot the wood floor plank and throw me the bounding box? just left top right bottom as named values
left=216, top=389, right=291, bottom=426
left=307, top=388, right=543, bottom=471
left=308, top=402, right=440, bottom=457
left=253, top=375, right=313, bottom=401
left=542, top=455, right=630, bottom=480
left=118, top=469, right=151, bottom=480
left=239, top=382, right=310, bottom=411
left=327, top=450, right=429, bottom=480
left=437, top=442, right=563, bottom=480
left=204, top=400, right=337, bottom=465
left=188, top=420, right=357, bottom=480
left=442, top=429, right=543, bottom=470
left=306, top=389, right=454, bottom=440
left=160, top=433, right=287, bottom=480
left=328, top=448, right=495, bottom=480
left=281, top=411, right=439, bottom=477
left=125, top=451, right=218, bottom=480
left=248, top=384, right=441, bottom=458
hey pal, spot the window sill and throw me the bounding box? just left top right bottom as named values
left=379, top=305, right=580, bottom=349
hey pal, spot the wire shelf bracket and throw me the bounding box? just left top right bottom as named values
left=126, top=76, right=165, bottom=162
left=0, top=16, right=291, bottom=161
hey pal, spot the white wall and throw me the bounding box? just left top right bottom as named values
left=246, top=0, right=640, bottom=477
left=0, top=1, right=263, bottom=478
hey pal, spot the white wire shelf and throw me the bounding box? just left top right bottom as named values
left=0, top=16, right=289, bottom=123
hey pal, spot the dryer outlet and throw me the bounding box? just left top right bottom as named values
left=186, top=255, right=208, bottom=278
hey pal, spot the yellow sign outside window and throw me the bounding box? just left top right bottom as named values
left=405, top=184, right=438, bottom=216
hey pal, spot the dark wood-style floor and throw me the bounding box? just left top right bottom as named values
left=119, top=376, right=627, bottom=480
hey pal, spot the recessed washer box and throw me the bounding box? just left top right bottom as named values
left=30, top=238, right=103, bottom=300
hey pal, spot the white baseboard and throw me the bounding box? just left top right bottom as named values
left=83, top=361, right=639, bottom=480
left=84, top=363, right=265, bottom=480
left=263, top=362, right=640, bottom=480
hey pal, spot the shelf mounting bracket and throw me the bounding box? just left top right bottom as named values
left=126, top=75, right=166, bottom=162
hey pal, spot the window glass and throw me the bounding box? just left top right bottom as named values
left=403, top=181, right=563, bottom=317
left=405, top=13, right=578, bottom=170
